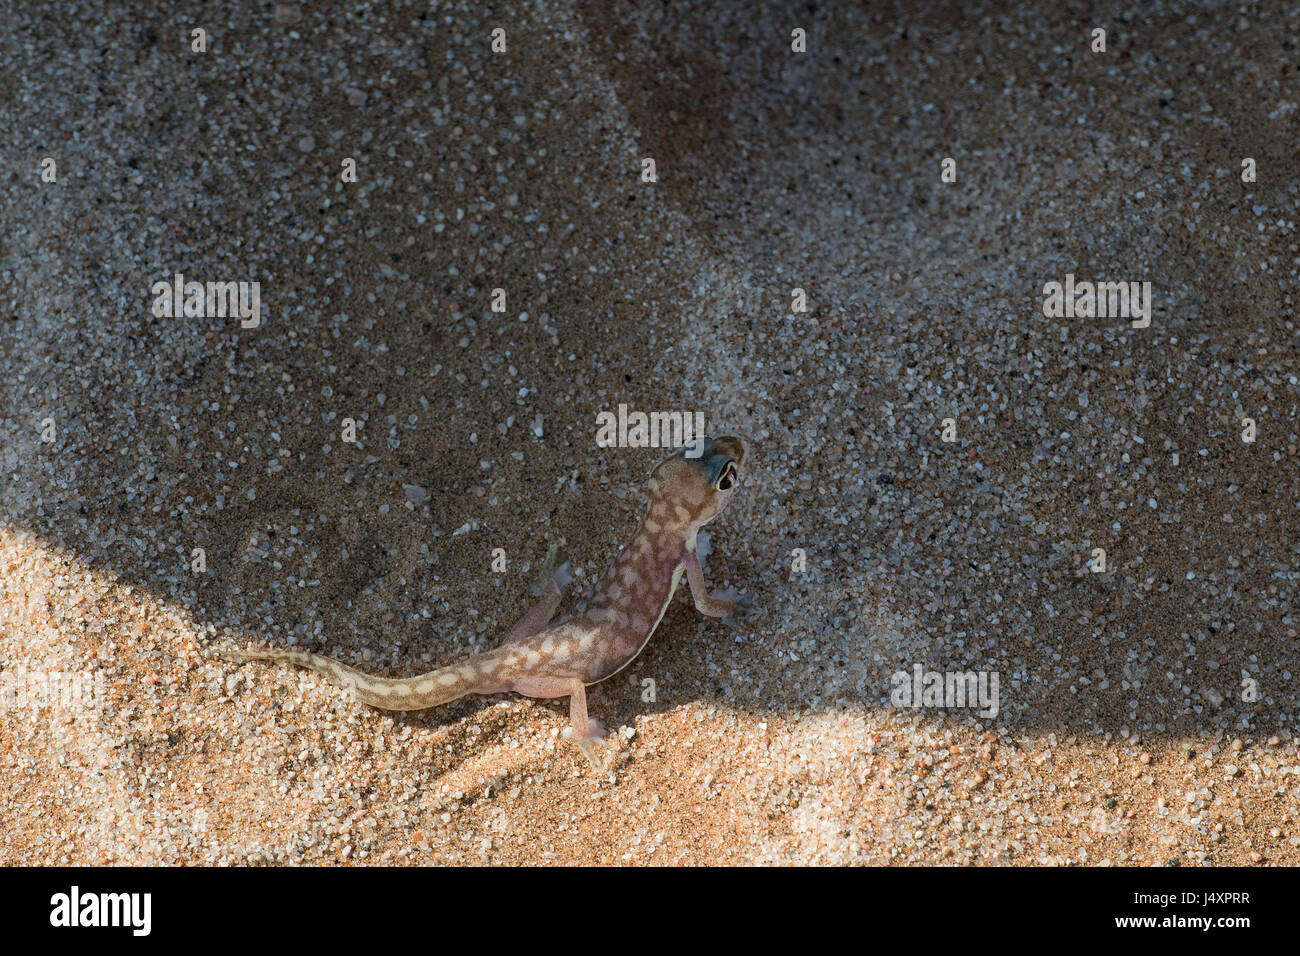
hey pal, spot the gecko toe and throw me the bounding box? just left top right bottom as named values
left=531, top=543, right=573, bottom=596
left=566, top=719, right=609, bottom=771
left=575, top=734, right=609, bottom=772
left=714, top=586, right=753, bottom=616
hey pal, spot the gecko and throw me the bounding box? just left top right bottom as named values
left=215, top=435, right=749, bottom=771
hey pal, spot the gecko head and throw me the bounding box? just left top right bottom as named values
left=647, top=435, right=748, bottom=528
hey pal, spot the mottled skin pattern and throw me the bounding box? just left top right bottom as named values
left=216, top=436, right=749, bottom=770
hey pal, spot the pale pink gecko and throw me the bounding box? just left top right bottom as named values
left=216, top=436, right=749, bottom=770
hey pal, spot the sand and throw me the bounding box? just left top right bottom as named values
left=1, top=0, right=1298, bottom=865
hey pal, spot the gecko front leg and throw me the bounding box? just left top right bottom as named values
left=684, top=549, right=749, bottom=618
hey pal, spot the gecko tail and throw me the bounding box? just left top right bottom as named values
left=214, top=644, right=478, bottom=711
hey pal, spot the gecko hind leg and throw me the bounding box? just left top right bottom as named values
left=501, top=543, right=573, bottom=646
left=564, top=678, right=608, bottom=771
left=512, top=675, right=608, bottom=771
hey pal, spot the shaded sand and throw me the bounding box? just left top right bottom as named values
left=2, top=0, right=1298, bottom=863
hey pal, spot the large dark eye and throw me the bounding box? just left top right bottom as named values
left=715, top=461, right=737, bottom=491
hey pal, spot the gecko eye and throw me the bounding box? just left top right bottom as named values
left=714, top=461, right=737, bottom=491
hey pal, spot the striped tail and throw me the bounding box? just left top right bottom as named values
left=216, top=645, right=481, bottom=711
